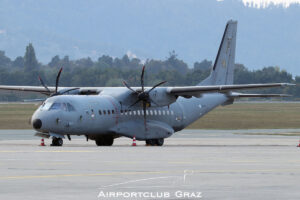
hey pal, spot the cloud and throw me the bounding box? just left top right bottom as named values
left=126, top=50, right=137, bottom=59
left=0, top=29, right=6, bottom=34
left=242, top=0, right=300, bottom=8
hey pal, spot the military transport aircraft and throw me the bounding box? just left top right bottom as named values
left=0, top=20, right=293, bottom=146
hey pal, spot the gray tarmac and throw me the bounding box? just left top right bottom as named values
left=1, top=129, right=300, bottom=200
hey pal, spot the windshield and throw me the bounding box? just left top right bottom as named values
left=40, top=101, right=75, bottom=111
left=49, top=102, right=67, bottom=111
left=40, top=102, right=52, bottom=111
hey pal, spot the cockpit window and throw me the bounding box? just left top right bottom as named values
left=67, top=103, right=76, bottom=111
left=49, top=103, right=62, bottom=110
left=48, top=102, right=75, bottom=111
left=40, top=102, right=52, bottom=111
left=49, top=103, right=67, bottom=111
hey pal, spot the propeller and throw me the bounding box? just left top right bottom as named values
left=38, top=67, right=79, bottom=96
left=123, top=65, right=167, bottom=130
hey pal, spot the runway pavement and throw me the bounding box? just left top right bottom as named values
left=0, top=129, right=300, bottom=200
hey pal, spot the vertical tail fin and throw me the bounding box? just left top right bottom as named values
left=199, top=20, right=237, bottom=86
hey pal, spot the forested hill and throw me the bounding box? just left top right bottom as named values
left=0, top=44, right=299, bottom=101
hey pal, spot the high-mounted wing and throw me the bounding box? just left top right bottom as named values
left=0, top=85, right=102, bottom=95
left=167, top=83, right=294, bottom=97
left=0, top=85, right=56, bottom=93
left=0, top=68, right=102, bottom=95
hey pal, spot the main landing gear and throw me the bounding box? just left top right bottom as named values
left=51, top=137, right=63, bottom=146
left=95, top=135, right=114, bottom=146
left=145, top=138, right=164, bottom=146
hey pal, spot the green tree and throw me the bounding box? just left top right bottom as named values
left=24, top=43, right=38, bottom=70
left=48, top=55, right=60, bottom=67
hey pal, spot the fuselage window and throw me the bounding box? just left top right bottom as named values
left=146, top=110, right=149, bottom=115
left=149, top=110, right=153, bottom=115
left=121, top=110, right=123, bottom=114
left=154, top=110, right=157, bottom=115
left=99, top=110, right=102, bottom=115
left=133, top=111, right=136, bottom=115
left=171, top=110, right=174, bottom=115
left=103, top=110, right=106, bottom=115
left=137, top=110, right=140, bottom=115
left=158, top=110, right=161, bottom=115
left=108, top=110, right=110, bottom=115
left=112, top=110, right=115, bottom=114
left=166, top=110, right=170, bottom=115
left=162, top=110, right=165, bottom=115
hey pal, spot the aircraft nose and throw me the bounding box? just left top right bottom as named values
left=32, top=119, right=42, bottom=129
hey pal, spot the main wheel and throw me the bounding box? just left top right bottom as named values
left=95, top=135, right=114, bottom=146
left=145, top=139, right=156, bottom=146
left=156, top=138, right=164, bottom=146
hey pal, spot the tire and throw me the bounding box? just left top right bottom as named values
left=156, top=138, right=164, bottom=146
left=51, top=137, right=63, bottom=146
left=57, top=138, right=63, bottom=146
left=146, top=139, right=156, bottom=146
left=95, top=139, right=104, bottom=146
left=95, top=135, right=114, bottom=146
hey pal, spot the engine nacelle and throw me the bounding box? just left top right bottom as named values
left=149, top=88, right=177, bottom=107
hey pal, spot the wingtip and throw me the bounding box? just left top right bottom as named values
left=282, top=83, right=296, bottom=86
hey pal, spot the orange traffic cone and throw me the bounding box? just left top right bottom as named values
left=132, top=136, right=137, bottom=146
left=297, top=140, right=300, bottom=147
left=40, top=138, right=45, bottom=146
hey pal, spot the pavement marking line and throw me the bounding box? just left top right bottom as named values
left=0, top=150, right=97, bottom=153
left=0, top=150, right=29, bottom=153
left=1, top=168, right=300, bottom=180
left=193, top=169, right=300, bottom=173
left=0, top=171, right=171, bottom=180
left=35, top=150, right=97, bottom=153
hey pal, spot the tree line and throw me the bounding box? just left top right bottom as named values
left=0, top=44, right=299, bottom=101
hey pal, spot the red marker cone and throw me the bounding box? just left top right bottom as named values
left=132, top=136, right=137, bottom=146
left=40, top=138, right=45, bottom=146
left=297, top=140, right=300, bottom=147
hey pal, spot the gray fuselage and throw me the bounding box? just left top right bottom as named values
left=31, top=90, right=228, bottom=140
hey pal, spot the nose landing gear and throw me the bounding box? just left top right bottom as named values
left=51, top=137, right=63, bottom=146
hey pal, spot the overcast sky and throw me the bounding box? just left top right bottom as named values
left=1, top=0, right=300, bottom=74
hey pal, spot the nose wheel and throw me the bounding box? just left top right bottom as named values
left=51, top=137, right=63, bottom=146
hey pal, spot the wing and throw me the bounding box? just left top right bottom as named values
left=167, top=83, right=294, bottom=97
left=0, top=85, right=102, bottom=95
left=0, top=85, right=56, bottom=93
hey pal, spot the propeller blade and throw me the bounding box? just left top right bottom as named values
left=129, top=99, right=141, bottom=108
left=148, top=81, right=167, bottom=93
left=55, top=67, right=63, bottom=93
left=143, top=101, right=147, bottom=131
left=60, top=88, right=80, bottom=95
left=122, top=80, right=137, bottom=94
left=141, top=65, right=145, bottom=92
left=38, top=76, right=51, bottom=94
